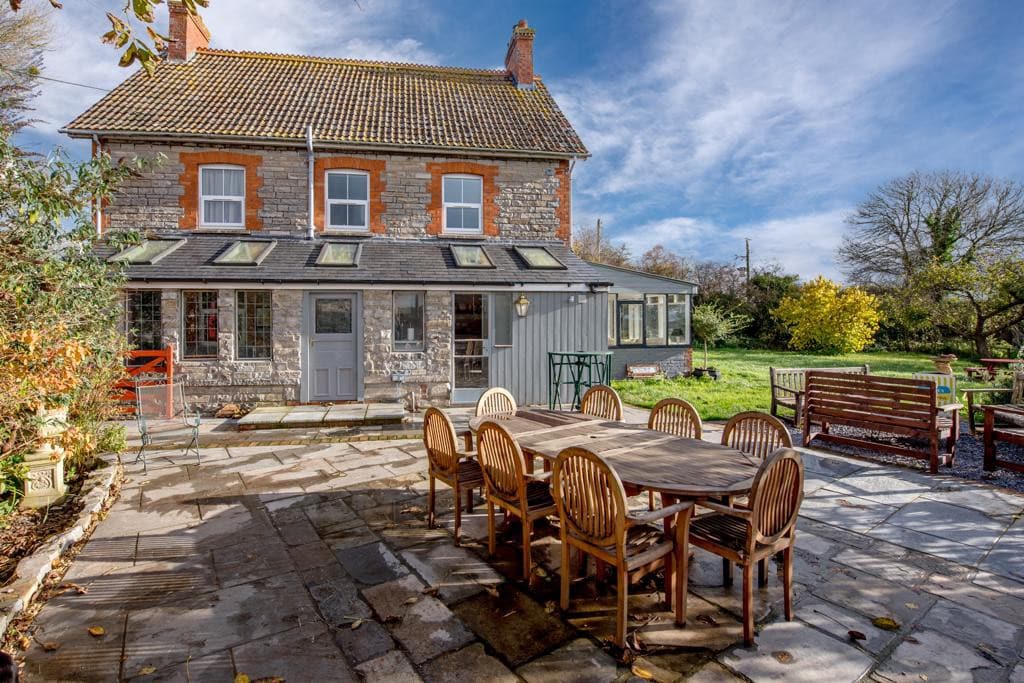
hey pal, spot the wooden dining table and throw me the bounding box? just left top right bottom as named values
left=468, top=409, right=759, bottom=500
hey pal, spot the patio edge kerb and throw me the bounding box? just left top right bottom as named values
left=0, top=454, right=121, bottom=635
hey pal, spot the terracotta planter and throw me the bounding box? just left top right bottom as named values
left=931, top=354, right=957, bottom=375
left=21, top=406, right=68, bottom=508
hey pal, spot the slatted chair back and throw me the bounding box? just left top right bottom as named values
left=769, top=365, right=870, bottom=398
left=475, top=387, right=518, bottom=417
left=476, top=420, right=529, bottom=506
left=912, top=372, right=958, bottom=406
left=423, top=407, right=460, bottom=476
left=722, top=411, right=793, bottom=460
left=552, top=447, right=627, bottom=549
left=748, top=448, right=804, bottom=545
left=648, top=397, right=703, bottom=439
left=580, top=384, right=624, bottom=421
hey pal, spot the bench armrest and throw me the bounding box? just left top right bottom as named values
left=773, top=386, right=803, bottom=397
left=938, top=403, right=963, bottom=412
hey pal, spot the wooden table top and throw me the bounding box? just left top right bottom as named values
left=469, top=409, right=759, bottom=498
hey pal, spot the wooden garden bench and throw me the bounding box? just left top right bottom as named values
left=769, top=365, right=869, bottom=426
left=981, top=404, right=1024, bottom=473
left=626, top=363, right=663, bottom=380
left=802, top=371, right=960, bottom=474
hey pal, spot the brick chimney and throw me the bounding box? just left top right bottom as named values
left=504, top=19, right=535, bottom=90
left=167, top=0, right=210, bottom=63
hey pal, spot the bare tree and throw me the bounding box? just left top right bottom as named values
left=0, top=3, right=48, bottom=134
left=572, top=224, right=632, bottom=268
left=840, top=171, right=1024, bottom=286
left=639, top=245, right=691, bottom=280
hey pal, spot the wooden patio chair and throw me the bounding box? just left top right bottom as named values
left=476, top=420, right=557, bottom=582
left=553, top=446, right=693, bottom=648
left=580, top=384, right=624, bottom=421
left=475, top=387, right=518, bottom=418
left=722, top=411, right=793, bottom=461
left=683, top=447, right=805, bottom=645
left=642, top=397, right=703, bottom=508
left=134, top=379, right=200, bottom=474
left=423, top=407, right=484, bottom=546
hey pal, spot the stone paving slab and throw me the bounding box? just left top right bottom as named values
left=16, top=423, right=1024, bottom=683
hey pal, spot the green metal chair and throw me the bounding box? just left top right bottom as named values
left=134, top=380, right=200, bottom=473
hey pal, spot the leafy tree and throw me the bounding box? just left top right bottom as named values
left=775, top=276, right=881, bottom=353
left=639, top=245, right=691, bottom=280
left=0, top=2, right=48, bottom=133
left=691, top=260, right=746, bottom=309
left=691, top=303, right=749, bottom=370
left=0, top=132, right=142, bottom=509
left=571, top=224, right=632, bottom=267
left=745, top=269, right=799, bottom=348
left=8, top=0, right=208, bottom=74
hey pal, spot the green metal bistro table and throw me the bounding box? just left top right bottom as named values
left=547, top=350, right=614, bottom=410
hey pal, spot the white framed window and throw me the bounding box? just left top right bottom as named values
left=326, top=170, right=369, bottom=231
left=442, top=174, right=483, bottom=233
left=200, top=165, right=245, bottom=228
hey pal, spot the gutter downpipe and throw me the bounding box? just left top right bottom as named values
left=93, top=134, right=103, bottom=236
left=306, top=124, right=315, bottom=240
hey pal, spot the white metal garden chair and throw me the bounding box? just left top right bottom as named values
left=134, top=380, right=201, bottom=473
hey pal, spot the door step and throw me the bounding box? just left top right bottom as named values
left=237, top=403, right=406, bottom=431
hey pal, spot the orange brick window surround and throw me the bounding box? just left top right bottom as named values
left=314, top=157, right=387, bottom=234
left=426, top=162, right=499, bottom=237
left=179, top=151, right=263, bottom=231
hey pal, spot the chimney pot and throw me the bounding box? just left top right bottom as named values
left=505, top=19, right=536, bottom=90
left=167, top=0, right=210, bottom=63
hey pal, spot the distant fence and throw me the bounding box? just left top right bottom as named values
left=114, top=345, right=174, bottom=415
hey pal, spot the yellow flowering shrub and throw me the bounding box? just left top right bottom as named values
left=775, top=276, right=881, bottom=353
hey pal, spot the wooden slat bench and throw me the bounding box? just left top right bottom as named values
left=769, top=365, right=869, bottom=426
left=982, top=405, right=1024, bottom=473
left=626, top=364, right=663, bottom=380
left=802, top=371, right=960, bottom=474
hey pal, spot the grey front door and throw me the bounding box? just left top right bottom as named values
left=309, top=294, right=356, bottom=401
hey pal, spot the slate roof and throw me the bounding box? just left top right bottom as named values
left=101, top=234, right=611, bottom=287
left=63, top=49, right=588, bottom=158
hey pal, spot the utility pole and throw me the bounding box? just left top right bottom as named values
left=744, top=237, right=751, bottom=285
left=596, top=218, right=603, bottom=257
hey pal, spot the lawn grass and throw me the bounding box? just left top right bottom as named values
left=611, top=347, right=994, bottom=421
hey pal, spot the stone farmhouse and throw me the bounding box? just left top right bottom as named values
left=64, top=3, right=694, bottom=410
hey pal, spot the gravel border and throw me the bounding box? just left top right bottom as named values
left=0, top=454, right=121, bottom=635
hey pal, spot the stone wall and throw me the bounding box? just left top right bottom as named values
left=101, top=141, right=570, bottom=241
left=610, top=346, right=693, bottom=380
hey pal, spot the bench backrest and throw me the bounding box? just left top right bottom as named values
left=1014, top=372, right=1024, bottom=404
left=769, top=365, right=870, bottom=397
left=912, top=372, right=958, bottom=406
left=804, top=371, right=938, bottom=431
left=626, top=364, right=662, bottom=379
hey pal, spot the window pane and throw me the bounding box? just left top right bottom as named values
left=493, top=293, right=512, bottom=346
left=461, top=177, right=482, bottom=204
left=215, top=241, right=275, bottom=265
left=316, top=242, right=359, bottom=266
left=315, top=298, right=352, bottom=334
left=347, top=174, right=367, bottom=200
left=224, top=200, right=242, bottom=225
left=329, top=203, right=347, bottom=226
left=201, top=168, right=222, bottom=195
left=348, top=204, right=366, bottom=228
left=618, top=303, right=643, bottom=345
left=224, top=169, right=244, bottom=197
left=450, top=245, right=493, bottom=268
left=236, top=291, right=272, bottom=359
left=461, top=207, right=480, bottom=230
left=204, top=200, right=223, bottom=224
left=446, top=206, right=462, bottom=230
left=516, top=247, right=564, bottom=269
left=607, top=294, right=617, bottom=346
left=393, top=292, right=424, bottom=351
left=183, top=291, right=219, bottom=358
left=327, top=173, right=347, bottom=199
left=126, top=290, right=162, bottom=352
left=668, top=294, right=688, bottom=345
left=645, top=295, right=667, bottom=346
left=443, top=177, right=462, bottom=203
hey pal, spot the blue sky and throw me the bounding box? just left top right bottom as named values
left=16, top=0, right=1024, bottom=279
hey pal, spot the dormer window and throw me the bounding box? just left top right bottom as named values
left=200, top=165, right=245, bottom=228
left=326, top=170, right=369, bottom=231
left=442, top=175, right=483, bottom=233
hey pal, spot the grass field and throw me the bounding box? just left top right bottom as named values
left=611, top=347, right=997, bottom=421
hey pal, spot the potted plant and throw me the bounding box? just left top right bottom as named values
left=690, top=304, right=749, bottom=381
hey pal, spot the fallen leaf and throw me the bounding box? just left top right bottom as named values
left=137, top=666, right=156, bottom=675
left=837, top=499, right=867, bottom=509
left=543, top=601, right=557, bottom=614
left=904, top=635, right=920, bottom=644
left=630, top=661, right=655, bottom=680
left=630, top=657, right=676, bottom=682
left=16, top=635, right=30, bottom=650
left=41, top=641, right=61, bottom=652
left=400, top=505, right=423, bottom=514
left=500, top=610, right=518, bottom=618
left=60, top=582, right=88, bottom=595
left=696, top=614, right=718, bottom=626
left=403, top=596, right=418, bottom=605
left=252, top=678, right=286, bottom=683
left=871, top=617, right=900, bottom=631
left=234, top=674, right=251, bottom=683
left=848, top=630, right=866, bottom=642
left=422, top=586, right=440, bottom=597
left=771, top=650, right=794, bottom=664
left=87, top=626, right=106, bottom=637
left=484, top=586, right=499, bottom=598
left=532, top=566, right=548, bottom=578
left=905, top=602, right=919, bottom=610
left=350, top=619, right=364, bottom=630
left=919, top=675, right=928, bottom=681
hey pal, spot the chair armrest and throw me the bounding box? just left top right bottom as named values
left=938, top=403, right=964, bottom=412
left=626, top=500, right=694, bottom=526
left=462, top=430, right=474, bottom=452
left=526, top=470, right=552, bottom=482
left=698, top=499, right=753, bottom=520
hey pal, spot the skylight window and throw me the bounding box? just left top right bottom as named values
left=108, top=238, right=186, bottom=265
left=450, top=245, right=494, bottom=268
left=214, top=240, right=276, bottom=265
left=515, top=246, right=566, bottom=269
left=316, top=242, right=360, bottom=267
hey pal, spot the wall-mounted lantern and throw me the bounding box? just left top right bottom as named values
left=514, top=292, right=531, bottom=318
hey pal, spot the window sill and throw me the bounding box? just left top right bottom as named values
left=439, top=232, right=486, bottom=239
left=324, top=228, right=370, bottom=235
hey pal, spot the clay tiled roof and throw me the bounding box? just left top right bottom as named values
left=63, top=49, right=588, bottom=158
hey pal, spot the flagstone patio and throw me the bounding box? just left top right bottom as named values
left=16, top=414, right=1024, bottom=682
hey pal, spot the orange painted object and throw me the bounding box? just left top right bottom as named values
left=115, top=346, right=174, bottom=416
